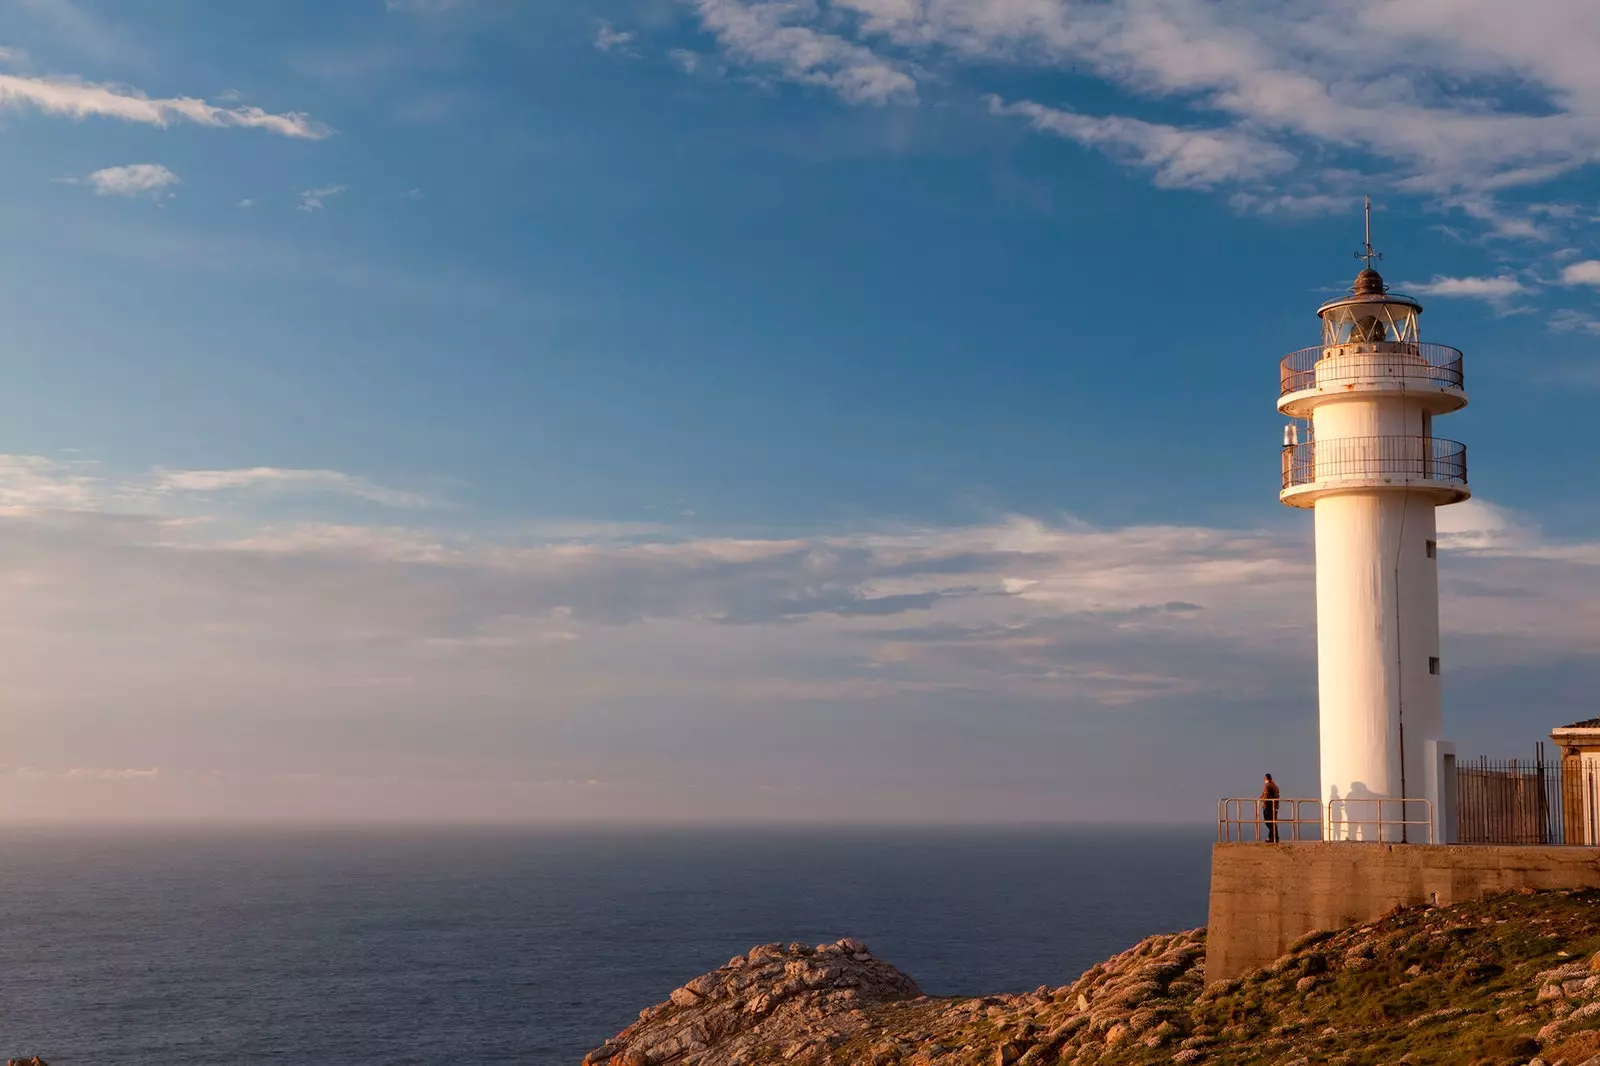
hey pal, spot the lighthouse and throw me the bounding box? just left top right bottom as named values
left=1278, top=201, right=1469, bottom=842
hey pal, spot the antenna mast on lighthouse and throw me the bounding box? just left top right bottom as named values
left=1356, top=195, right=1382, bottom=270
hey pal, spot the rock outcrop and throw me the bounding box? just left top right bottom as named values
left=583, top=938, right=921, bottom=1066
left=583, top=889, right=1600, bottom=1066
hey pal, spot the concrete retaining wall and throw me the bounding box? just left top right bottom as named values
left=1205, top=842, right=1600, bottom=980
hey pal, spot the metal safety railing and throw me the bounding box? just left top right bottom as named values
left=1281, top=435, right=1467, bottom=491
left=1326, top=797, right=1435, bottom=843
left=1217, top=797, right=1323, bottom=842
left=1279, top=342, right=1464, bottom=396
left=1218, top=797, right=1435, bottom=844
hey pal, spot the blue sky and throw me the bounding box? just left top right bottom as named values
left=0, top=0, right=1597, bottom=821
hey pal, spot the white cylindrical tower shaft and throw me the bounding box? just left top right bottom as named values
left=1313, top=493, right=1442, bottom=834
left=1278, top=242, right=1469, bottom=842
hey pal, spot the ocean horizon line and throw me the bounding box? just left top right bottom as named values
left=0, top=817, right=1217, bottom=833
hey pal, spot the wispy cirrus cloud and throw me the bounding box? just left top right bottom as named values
left=153, top=467, right=434, bottom=509
left=988, top=96, right=1295, bottom=190
left=669, top=48, right=707, bottom=75
left=691, top=0, right=916, bottom=106
left=1550, top=309, right=1600, bottom=334
left=671, top=0, right=1600, bottom=248
left=1228, top=191, right=1363, bottom=217
left=0, top=72, right=329, bottom=138
left=297, top=184, right=347, bottom=211
left=594, top=20, right=640, bottom=57
left=8, top=765, right=162, bottom=781
left=1, top=456, right=435, bottom=513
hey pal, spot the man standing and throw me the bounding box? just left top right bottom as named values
left=1261, top=773, right=1281, bottom=842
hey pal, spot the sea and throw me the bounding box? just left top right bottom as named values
left=0, top=824, right=1213, bottom=1065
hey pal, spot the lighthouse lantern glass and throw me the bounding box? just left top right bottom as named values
left=1320, top=302, right=1419, bottom=347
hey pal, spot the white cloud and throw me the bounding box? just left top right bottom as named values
left=1229, top=192, right=1361, bottom=216
left=3, top=449, right=1599, bottom=820
left=670, top=49, right=705, bottom=74
left=1550, top=309, right=1600, bottom=334
left=154, top=467, right=432, bottom=509
left=76, top=163, right=180, bottom=198
left=1404, top=275, right=1528, bottom=300
left=1560, top=261, right=1600, bottom=287
left=237, top=198, right=257, bottom=208
left=298, top=185, right=348, bottom=212
left=1436, top=499, right=1534, bottom=551
left=691, top=0, right=917, bottom=106
left=9, top=766, right=161, bottom=781
left=0, top=457, right=433, bottom=515
left=0, top=72, right=329, bottom=138
left=68, top=766, right=161, bottom=781
left=990, top=97, right=1295, bottom=189
left=679, top=0, right=1600, bottom=225
left=0, top=455, right=103, bottom=510
left=1446, top=197, right=1556, bottom=242
left=1529, top=202, right=1585, bottom=220
left=594, top=20, right=639, bottom=57
left=965, top=3, right=1596, bottom=190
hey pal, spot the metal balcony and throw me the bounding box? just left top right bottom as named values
left=1281, top=435, right=1468, bottom=505
left=1279, top=342, right=1465, bottom=401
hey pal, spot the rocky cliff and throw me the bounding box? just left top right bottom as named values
left=583, top=890, right=1600, bottom=1066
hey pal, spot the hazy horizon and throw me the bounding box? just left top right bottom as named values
left=0, top=816, right=1221, bottom=829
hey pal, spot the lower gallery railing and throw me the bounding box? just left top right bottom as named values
left=1281, top=435, right=1468, bottom=491
left=1217, top=797, right=1435, bottom=844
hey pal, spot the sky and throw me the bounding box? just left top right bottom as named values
left=0, top=0, right=1598, bottom=823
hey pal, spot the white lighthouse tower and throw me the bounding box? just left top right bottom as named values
left=1278, top=201, right=1469, bottom=843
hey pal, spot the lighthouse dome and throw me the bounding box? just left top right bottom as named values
left=1353, top=267, right=1386, bottom=296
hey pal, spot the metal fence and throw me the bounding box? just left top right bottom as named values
left=1456, top=745, right=1600, bottom=846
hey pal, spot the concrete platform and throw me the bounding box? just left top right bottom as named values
left=1205, top=842, right=1600, bottom=980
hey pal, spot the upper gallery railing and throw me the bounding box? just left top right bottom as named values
left=1280, top=341, right=1464, bottom=397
